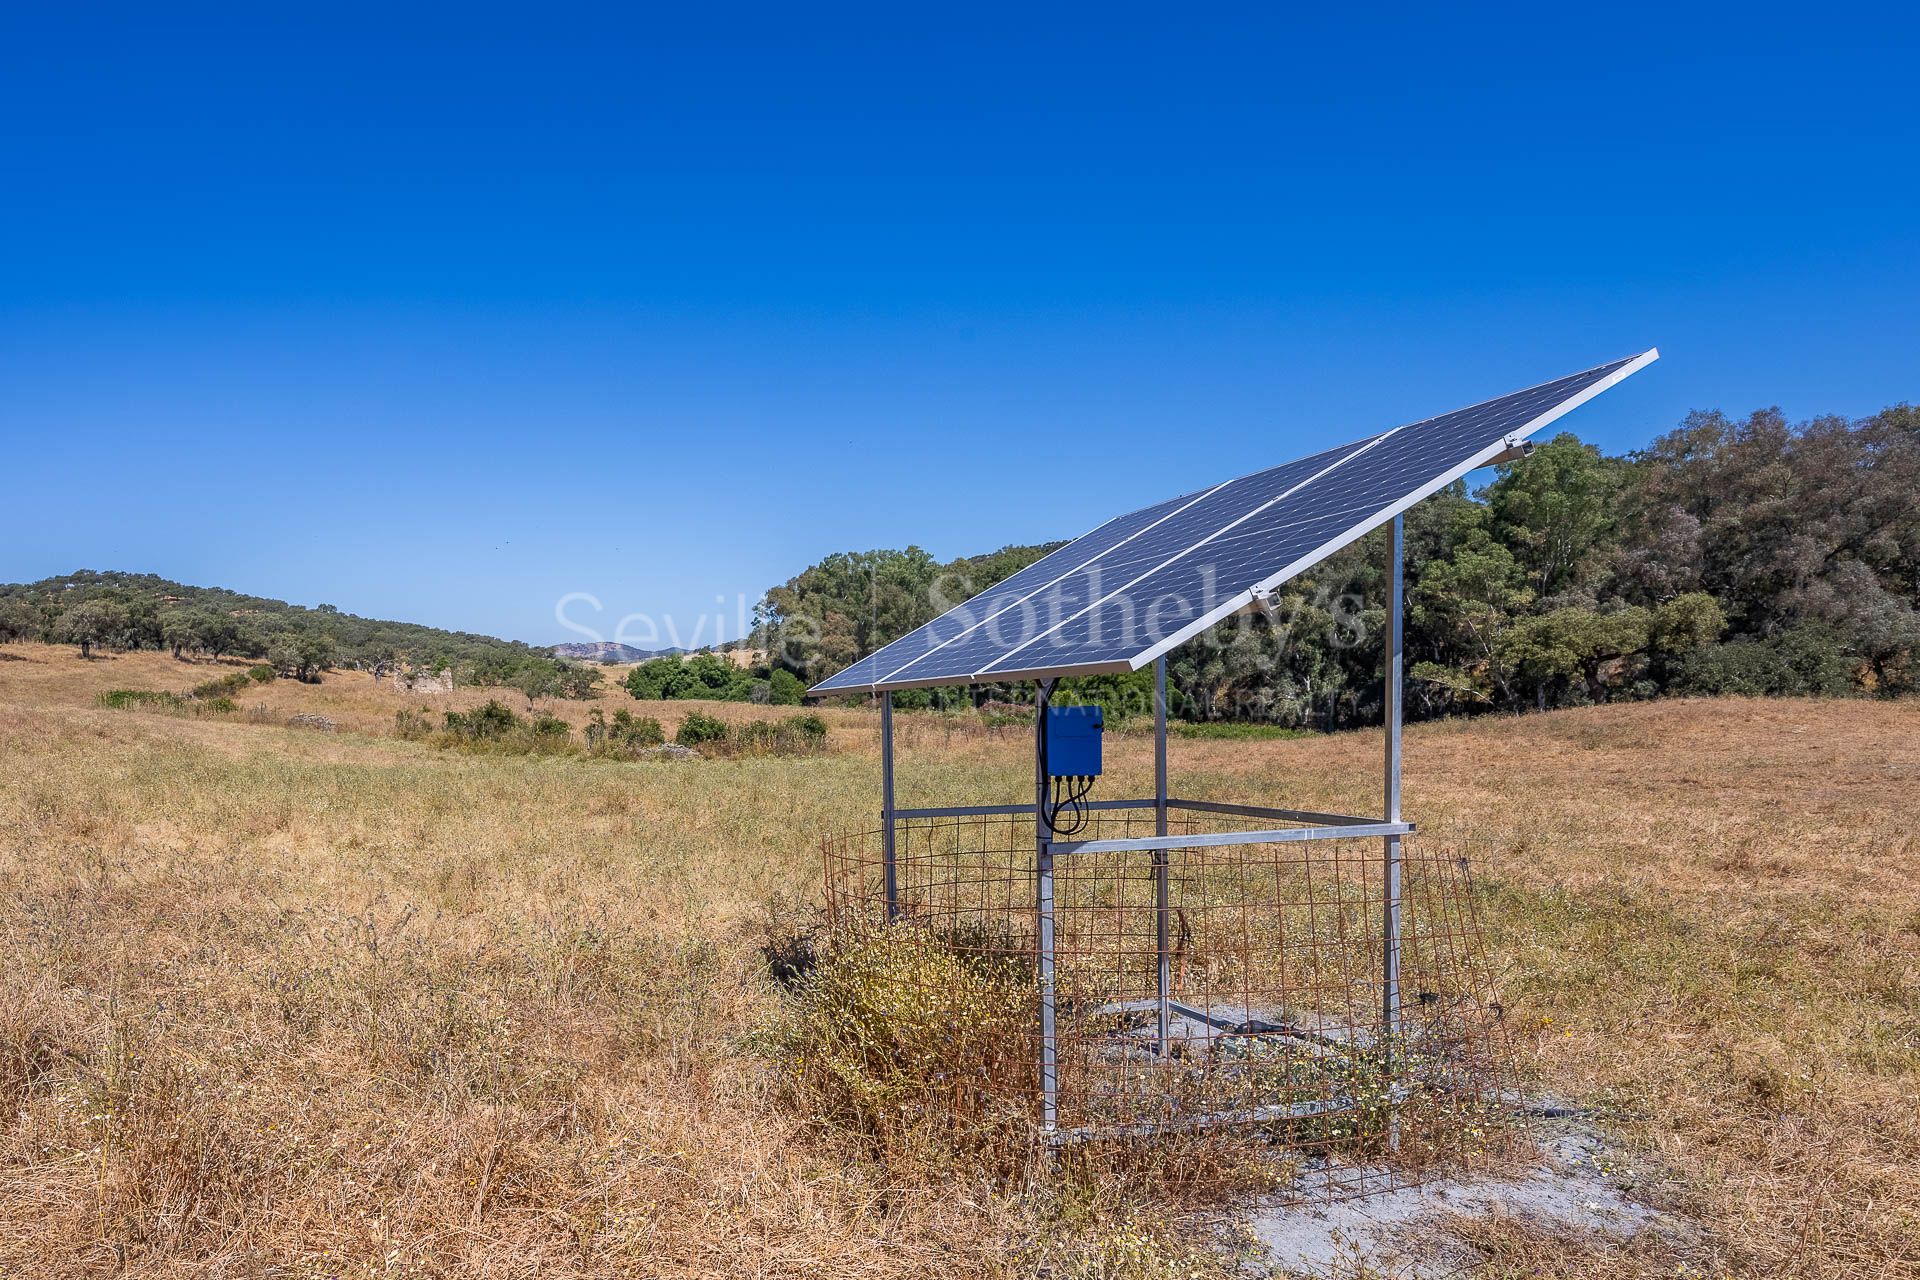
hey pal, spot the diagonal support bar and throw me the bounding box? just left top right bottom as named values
left=1047, top=822, right=1413, bottom=856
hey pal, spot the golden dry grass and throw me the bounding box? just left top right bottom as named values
left=0, top=641, right=1915, bottom=1277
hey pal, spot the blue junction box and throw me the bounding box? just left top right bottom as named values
left=1044, top=705, right=1104, bottom=778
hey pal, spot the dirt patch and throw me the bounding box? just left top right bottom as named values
left=1247, top=1120, right=1698, bottom=1276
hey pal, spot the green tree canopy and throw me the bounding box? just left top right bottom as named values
left=53, top=599, right=128, bottom=659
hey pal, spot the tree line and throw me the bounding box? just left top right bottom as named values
left=621, top=652, right=807, bottom=705
left=0, top=570, right=600, bottom=698
left=753, top=402, right=1918, bottom=727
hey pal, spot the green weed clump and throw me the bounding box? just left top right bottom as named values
left=1165, top=721, right=1313, bottom=741
left=768, top=923, right=1037, bottom=1168
left=190, top=669, right=256, bottom=700
left=96, top=688, right=190, bottom=712
left=99, top=686, right=251, bottom=718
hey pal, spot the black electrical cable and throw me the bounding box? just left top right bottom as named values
left=1047, top=772, right=1096, bottom=836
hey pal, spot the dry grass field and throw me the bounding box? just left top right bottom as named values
left=0, top=641, right=1914, bottom=1277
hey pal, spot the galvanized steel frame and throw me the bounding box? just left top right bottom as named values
left=868, top=514, right=1412, bottom=1142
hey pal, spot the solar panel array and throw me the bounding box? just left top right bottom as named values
left=811, top=350, right=1657, bottom=694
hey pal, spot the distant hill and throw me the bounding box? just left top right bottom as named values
left=0, top=570, right=575, bottom=686
left=549, top=641, right=684, bottom=663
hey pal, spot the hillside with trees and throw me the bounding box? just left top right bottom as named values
left=754, top=403, right=1918, bottom=726
left=0, top=571, right=600, bottom=697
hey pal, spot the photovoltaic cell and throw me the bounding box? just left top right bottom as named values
left=811, top=351, right=1656, bottom=693
left=875, top=435, right=1377, bottom=689
left=807, top=480, right=1227, bottom=693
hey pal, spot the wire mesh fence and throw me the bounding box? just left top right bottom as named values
left=821, top=806, right=1517, bottom=1200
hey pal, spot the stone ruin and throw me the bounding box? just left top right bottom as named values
left=375, top=664, right=456, bottom=695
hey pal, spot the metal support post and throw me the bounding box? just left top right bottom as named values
left=1153, top=657, right=1171, bottom=1055
left=1382, top=515, right=1405, bottom=1143
left=1034, top=678, right=1059, bottom=1132
left=880, top=692, right=898, bottom=920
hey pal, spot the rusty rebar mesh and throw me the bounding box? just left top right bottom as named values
left=821, top=808, right=1518, bottom=1201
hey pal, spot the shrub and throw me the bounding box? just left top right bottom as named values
left=444, top=699, right=522, bottom=740
left=674, top=711, right=729, bottom=746
left=430, top=700, right=578, bottom=757
left=205, top=696, right=238, bottom=713
left=768, top=669, right=806, bottom=705
left=248, top=664, right=276, bottom=684
left=585, top=708, right=665, bottom=756
left=191, top=670, right=254, bottom=700
left=610, top=708, right=664, bottom=747
left=767, top=923, right=1036, bottom=1164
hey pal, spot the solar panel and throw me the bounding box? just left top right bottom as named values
left=811, top=350, right=1657, bottom=694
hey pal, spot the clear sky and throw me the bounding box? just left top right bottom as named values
left=4, top=4, right=1915, bottom=647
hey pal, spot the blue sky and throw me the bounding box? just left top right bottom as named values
left=4, top=4, right=1915, bottom=646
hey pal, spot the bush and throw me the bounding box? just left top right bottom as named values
left=767, top=924, right=1035, bottom=1163
left=611, top=708, right=665, bottom=746
left=191, top=669, right=254, bottom=699
left=443, top=699, right=523, bottom=740
left=428, top=699, right=579, bottom=757
left=768, top=669, right=806, bottom=705
left=585, top=707, right=668, bottom=757
left=248, top=664, right=276, bottom=684
left=675, top=711, right=729, bottom=746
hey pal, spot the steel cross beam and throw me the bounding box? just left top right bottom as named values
left=1044, top=821, right=1413, bottom=856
